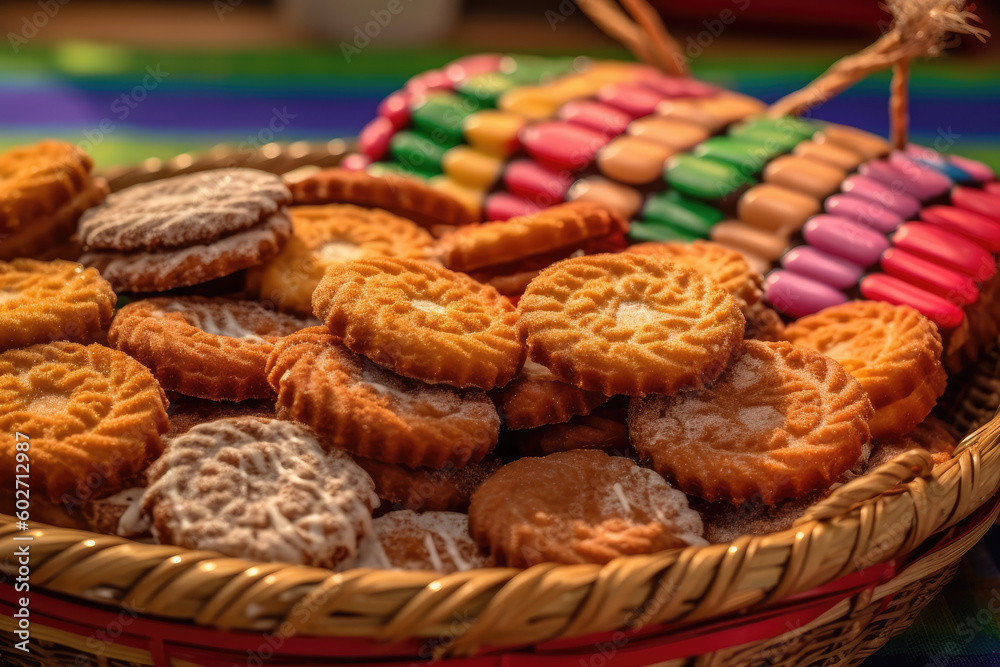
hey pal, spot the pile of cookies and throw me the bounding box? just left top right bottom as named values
left=0, top=140, right=959, bottom=574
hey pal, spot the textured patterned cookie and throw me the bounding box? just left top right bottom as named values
left=490, top=359, right=608, bottom=430
left=629, top=340, right=874, bottom=505
left=109, top=296, right=309, bottom=401
left=267, top=327, right=500, bottom=468
left=78, top=168, right=291, bottom=251
left=518, top=254, right=745, bottom=396
left=0, top=178, right=109, bottom=261
left=288, top=168, right=474, bottom=233
left=350, top=510, right=488, bottom=573
left=249, top=204, right=435, bottom=315
left=626, top=241, right=782, bottom=340
left=80, top=211, right=291, bottom=293
left=143, top=417, right=378, bottom=567
left=517, top=405, right=631, bottom=457
left=868, top=414, right=957, bottom=470
left=469, top=449, right=705, bottom=567
left=355, top=455, right=502, bottom=513
left=437, top=202, right=628, bottom=273
left=0, top=259, right=116, bottom=351
left=783, top=301, right=947, bottom=439
left=0, top=342, right=169, bottom=503
left=82, top=486, right=151, bottom=538
left=0, top=140, right=95, bottom=230
left=313, top=257, right=525, bottom=389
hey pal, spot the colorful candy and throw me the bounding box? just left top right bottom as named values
left=859, top=274, right=964, bottom=329
left=802, top=215, right=890, bottom=267
left=738, top=184, right=820, bottom=233
left=781, top=246, right=864, bottom=290
left=764, top=270, right=848, bottom=318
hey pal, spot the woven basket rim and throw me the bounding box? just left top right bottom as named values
left=5, top=142, right=1000, bottom=657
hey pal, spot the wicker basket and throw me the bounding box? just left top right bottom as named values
left=2, top=142, right=999, bottom=667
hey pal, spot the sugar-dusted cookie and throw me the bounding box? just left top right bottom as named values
left=489, top=359, right=607, bottom=430
left=355, top=455, right=502, bottom=512
left=350, top=510, right=488, bottom=573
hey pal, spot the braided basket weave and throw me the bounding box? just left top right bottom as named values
left=2, top=141, right=999, bottom=667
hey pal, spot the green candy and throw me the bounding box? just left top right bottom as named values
left=729, top=116, right=821, bottom=152
left=664, top=154, right=754, bottom=200
left=411, top=93, right=481, bottom=145
left=458, top=72, right=513, bottom=107
left=500, top=54, right=576, bottom=85
left=387, top=131, right=447, bottom=175
left=693, top=137, right=782, bottom=176
left=641, top=190, right=723, bottom=238
left=629, top=220, right=702, bottom=243
left=367, top=161, right=437, bottom=181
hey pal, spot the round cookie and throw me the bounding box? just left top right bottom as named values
left=355, top=455, right=502, bottom=513
left=313, top=257, right=525, bottom=390
left=350, top=510, right=488, bottom=573
left=868, top=414, right=957, bottom=470
left=78, top=168, right=291, bottom=251
left=469, top=449, right=705, bottom=567
left=518, top=253, right=745, bottom=396
left=517, top=405, right=631, bottom=457
left=0, top=140, right=95, bottom=230
left=109, top=296, right=310, bottom=402
left=0, top=259, right=116, bottom=352
left=0, top=342, right=169, bottom=504
left=437, top=201, right=628, bottom=273
left=629, top=340, right=874, bottom=505
left=142, top=417, right=378, bottom=568
left=489, top=359, right=608, bottom=430
left=80, top=211, right=291, bottom=293
left=782, top=301, right=947, bottom=439
left=288, top=168, right=474, bottom=234
left=249, top=204, right=435, bottom=316
left=267, top=327, right=500, bottom=469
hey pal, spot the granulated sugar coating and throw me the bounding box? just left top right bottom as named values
left=142, top=417, right=378, bottom=568
left=468, top=449, right=705, bottom=567
left=348, top=510, right=488, bottom=573
left=629, top=340, right=874, bottom=506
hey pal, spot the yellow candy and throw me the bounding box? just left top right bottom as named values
left=463, top=110, right=526, bottom=158
left=428, top=176, right=483, bottom=220
left=498, top=86, right=562, bottom=120
left=442, top=146, right=503, bottom=190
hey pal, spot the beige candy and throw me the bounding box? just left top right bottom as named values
left=627, top=116, right=710, bottom=151
left=567, top=176, right=644, bottom=219
left=597, top=136, right=673, bottom=185
left=764, top=155, right=848, bottom=199
left=710, top=219, right=790, bottom=261
left=793, top=140, right=866, bottom=171
left=816, top=125, right=891, bottom=160
left=738, top=183, right=821, bottom=234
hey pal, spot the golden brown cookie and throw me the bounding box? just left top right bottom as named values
left=288, top=168, right=474, bottom=234
left=489, top=359, right=607, bottom=430
left=248, top=204, right=435, bottom=315
left=355, top=455, right=501, bottom=513
left=517, top=405, right=631, bottom=457
left=783, top=301, right=947, bottom=439
left=108, top=296, right=310, bottom=401
left=518, top=253, right=745, bottom=396
left=349, top=510, right=489, bottom=573
left=437, top=201, right=627, bottom=273
left=868, top=414, right=957, bottom=470
left=626, top=240, right=783, bottom=340
left=313, top=257, right=525, bottom=389
left=629, top=340, right=874, bottom=505
left=267, top=327, right=500, bottom=469
left=0, top=140, right=95, bottom=231
left=143, top=417, right=378, bottom=567
left=469, top=449, right=705, bottom=567
left=0, top=342, right=169, bottom=504
left=0, top=259, right=116, bottom=351
left=0, top=178, right=108, bottom=261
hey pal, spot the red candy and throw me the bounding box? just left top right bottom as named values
left=520, top=122, right=610, bottom=172
left=880, top=247, right=979, bottom=305
left=952, top=186, right=1000, bottom=223
left=444, top=53, right=503, bottom=85
left=920, top=205, right=1000, bottom=252
left=892, top=222, right=996, bottom=281
left=597, top=83, right=664, bottom=118
left=377, top=90, right=412, bottom=130
left=860, top=274, right=964, bottom=329
left=405, top=69, right=453, bottom=96
left=984, top=182, right=1000, bottom=196
left=503, top=160, right=573, bottom=205
left=485, top=192, right=542, bottom=221
left=558, top=100, right=631, bottom=136
left=358, top=116, right=394, bottom=161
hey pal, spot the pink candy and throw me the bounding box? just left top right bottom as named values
left=781, top=246, right=863, bottom=289
left=639, top=74, right=719, bottom=99
left=520, top=122, right=610, bottom=172
left=860, top=274, right=964, bottom=329
left=405, top=69, right=453, bottom=96
left=824, top=193, right=903, bottom=234
left=920, top=205, right=1000, bottom=253
left=802, top=215, right=890, bottom=267
left=892, top=222, right=996, bottom=281
left=503, top=160, right=573, bottom=205
left=485, top=192, right=542, bottom=221
left=377, top=90, right=412, bottom=130
left=764, top=270, right=848, bottom=318
left=861, top=157, right=951, bottom=201
left=358, top=116, right=394, bottom=161
left=558, top=100, right=631, bottom=136
left=840, top=175, right=921, bottom=219
left=340, top=153, right=371, bottom=171
left=444, top=53, right=503, bottom=85
left=880, top=247, right=979, bottom=305
left=597, top=83, right=664, bottom=118
left=950, top=155, right=996, bottom=183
